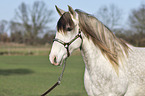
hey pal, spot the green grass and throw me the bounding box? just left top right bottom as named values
left=0, top=55, right=87, bottom=96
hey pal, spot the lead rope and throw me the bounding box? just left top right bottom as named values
left=41, top=29, right=82, bottom=96
left=41, top=58, right=67, bottom=96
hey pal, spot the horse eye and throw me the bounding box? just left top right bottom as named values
left=66, top=27, right=73, bottom=31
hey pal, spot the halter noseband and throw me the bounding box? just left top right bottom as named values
left=53, top=29, right=83, bottom=57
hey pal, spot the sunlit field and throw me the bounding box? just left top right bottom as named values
left=0, top=55, right=87, bottom=96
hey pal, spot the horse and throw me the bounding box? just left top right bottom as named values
left=49, top=5, right=145, bottom=96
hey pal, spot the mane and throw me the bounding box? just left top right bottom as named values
left=75, top=9, right=129, bottom=74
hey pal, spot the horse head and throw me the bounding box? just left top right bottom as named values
left=49, top=6, right=82, bottom=66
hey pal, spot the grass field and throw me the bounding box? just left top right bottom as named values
left=0, top=55, right=88, bottom=96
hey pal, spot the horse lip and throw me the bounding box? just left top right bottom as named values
left=53, top=62, right=59, bottom=66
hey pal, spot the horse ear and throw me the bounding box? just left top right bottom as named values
left=55, top=5, right=65, bottom=16
left=68, top=5, right=76, bottom=18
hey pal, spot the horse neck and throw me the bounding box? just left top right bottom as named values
left=80, top=35, right=114, bottom=73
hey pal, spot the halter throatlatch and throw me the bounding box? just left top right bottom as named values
left=41, top=29, right=83, bottom=96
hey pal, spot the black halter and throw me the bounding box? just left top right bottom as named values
left=53, top=29, right=83, bottom=57
left=41, top=29, right=83, bottom=96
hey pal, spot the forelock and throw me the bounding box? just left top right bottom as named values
left=57, top=12, right=75, bottom=32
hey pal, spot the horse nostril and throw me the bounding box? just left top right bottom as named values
left=54, top=56, right=57, bottom=64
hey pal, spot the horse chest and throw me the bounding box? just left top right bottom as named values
left=82, top=51, right=128, bottom=95
left=84, top=67, right=128, bottom=95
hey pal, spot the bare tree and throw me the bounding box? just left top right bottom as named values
left=128, top=4, right=145, bottom=46
left=95, top=4, right=123, bottom=32
left=15, top=1, right=53, bottom=45
left=0, top=20, right=8, bottom=34
left=128, top=4, right=145, bottom=34
left=9, top=21, right=24, bottom=43
left=0, top=20, right=9, bottom=42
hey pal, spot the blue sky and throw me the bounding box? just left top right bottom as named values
left=0, top=0, right=144, bottom=29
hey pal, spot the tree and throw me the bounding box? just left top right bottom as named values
left=0, top=20, right=9, bottom=42
left=42, top=30, right=55, bottom=44
left=95, top=4, right=123, bottom=32
left=10, top=31, right=23, bottom=43
left=14, top=1, right=53, bottom=45
left=9, top=21, right=28, bottom=43
left=128, top=4, right=145, bottom=34
left=0, top=20, right=8, bottom=34
left=128, top=4, right=145, bottom=46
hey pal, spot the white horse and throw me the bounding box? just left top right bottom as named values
left=49, top=5, right=145, bottom=96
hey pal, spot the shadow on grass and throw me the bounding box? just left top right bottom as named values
left=0, top=68, right=34, bottom=76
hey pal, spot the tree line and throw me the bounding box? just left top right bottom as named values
left=96, top=4, right=145, bottom=47
left=0, top=1, right=145, bottom=46
left=0, top=1, right=55, bottom=45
